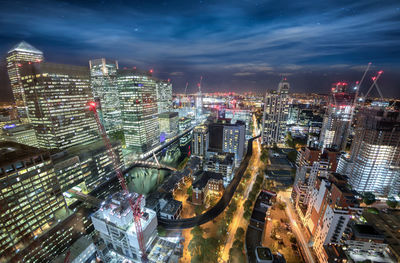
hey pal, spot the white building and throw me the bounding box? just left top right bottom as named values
left=91, top=192, right=158, bottom=262
left=262, top=78, right=290, bottom=146
left=337, top=109, right=400, bottom=196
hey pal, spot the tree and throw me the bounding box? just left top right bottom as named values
left=244, top=200, right=253, bottom=210
left=363, top=192, right=376, bottom=205
left=235, top=227, right=245, bottom=240
left=187, top=186, right=193, bottom=196
left=386, top=196, right=398, bottom=208
left=202, top=237, right=219, bottom=262
left=157, top=226, right=167, bottom=237
left=244, top=210, right=252, bottom=220
left=229, top=247, right=246, bottom=263
left=278, top=202, right=286, bottom=210
left=260, top=149, right=269, bottom=163
left=287, top=151, right=297, bottom=163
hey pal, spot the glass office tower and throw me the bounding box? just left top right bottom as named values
left=118, top=69, right=160, bottom=155
left=6, top=41, right=44, bottom=122
left=20, top=62, right=98, bottom=149
left=0, top=142, right=66, bottom=262
left=89, top=58, right=121, bottom=133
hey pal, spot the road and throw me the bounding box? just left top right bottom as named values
left=280, top=190, right=315, bottom=263
left=221, top=114, right=262, bottom=261
left=159, top=134, right=260, bottom=229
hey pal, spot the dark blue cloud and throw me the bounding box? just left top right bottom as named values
left=0, top=0, right=400, bottom=99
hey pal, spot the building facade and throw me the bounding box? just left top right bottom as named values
left=0, top=142, right=66, bottom=262
left=20, top=62, right=98, bottom=150
left=192, top=125, right=208, bottom=157
left=156, top=80, right=173, bottom=114
left=319, top=82, right=355, bottom=151
left=337, top=109, right=400, bottom=196
left=6, top=41, right=44, bottom=122
left=1, top=124, right=38, bottom=147
left=89, top=58, right=121, bottom=133
left=159, top=111, right=179, bottom=139
left=262, top=79, right=290, bottom=145
left=118, top=69, right=160, bottom=155
left=91, top=192, right=158, bottom=262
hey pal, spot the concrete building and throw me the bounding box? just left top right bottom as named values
left=159, top=111, right=179, bottom=139
left=0, top=142, right=67, bottom=262
left=262, top=78, right=290, bottom=146
left=224, top=109, right=252, bottom=138
left=204, top=152, right=235, bottom=186
left=192, top=171, right=224, bottom=205
left=156, top=80, right=173, bottom=114
left=337, top=109, right=400, bottom=196
left=91, top=191, right=158, bottom=262
left=159, top=199, right=182, bottom=220
left=1, top=123, right=38, bottom=147
left=192, top=125, right=208, bottom=157
left=304, top=174, right=362, bottom=263
left=320, top=82, right=355, bottom=151
left=6, top=41, right=44, bottom=122
left=292, top=147, right=340, bottom=213
left=89, top=58, right=121, bottom=133
left=20, top=62, right=99, bottom=150
left=118, top=69, right=160, bottom=155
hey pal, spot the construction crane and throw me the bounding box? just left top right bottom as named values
left=88, top=101, right=147, bottom=261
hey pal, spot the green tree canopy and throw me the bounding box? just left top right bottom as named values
left=363, top=192, right=376, bottom=205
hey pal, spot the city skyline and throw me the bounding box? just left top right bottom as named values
left=1, top=0, right=400, bottom=100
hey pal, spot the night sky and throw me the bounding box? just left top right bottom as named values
left=1, top=0, right=400, bottom=101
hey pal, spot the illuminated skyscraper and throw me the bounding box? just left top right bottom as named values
left=261, top=78, right=290, bottom=145
left=6, top=41, right=44, bottom=122
left=337, top=109, right=400, bottom=196
left=0, top=142, right=66, bottom=262
left=155, top=80, right=173, bottom=114
left=118, top=69, right=160, bottom=155
left=20, top=62, right=98, bottom=149
left=319, top=82, right=355, bottom=151
left=192, top=125, right=209, bottom=157
left=89, top=58, right=121, bottom=133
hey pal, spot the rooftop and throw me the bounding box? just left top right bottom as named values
left=351, top=224, right=384, bottom=239
left=192, top=170, right=223, bottom=190
left=160, top=199, right=182, bottom=216
left=0, top=141, right=47, bottom=167
left=159, top=111, right=179, bottom=118
left=8, top=41, right=43, bottom=54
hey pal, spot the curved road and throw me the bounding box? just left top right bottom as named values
left=159, top=135, right=260, bottom=229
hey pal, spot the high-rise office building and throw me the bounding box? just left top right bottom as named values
left=192, top=125, right=209, bottom=157
left=91, top=192, right=158, bottom=261
left=320, top=82, right=355, bottom=151
left=89, top=58, right=121, bottom=133
left=262, top=78, right=290, bottom=145
left=0, top=142, right=66, bottom=262
left=337, top=109, right=400, bottom=196
left=159, top=111, right=179, bottom=139
left=208, top=121, right=245, bottom=162
left=1, top=124, right=38, bottom=147
left=118, top=69, right=160, bottom=155
left=6, top=41, right=44, bottom=122
left=155, top=80, right=173, bottom=114
left=20, top=62, right=98, bottom=149
left=52, top=140, right=124, bottom=204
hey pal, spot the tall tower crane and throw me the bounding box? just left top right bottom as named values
left=88, top=101, right=147, bottom=261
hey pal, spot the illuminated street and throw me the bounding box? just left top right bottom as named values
left=280, top=190, right=316, bottom=263
left=221, top=114, right=262, bottom=262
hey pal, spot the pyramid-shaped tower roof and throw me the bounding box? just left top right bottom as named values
left=8, top=41, right=43, bottom=54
